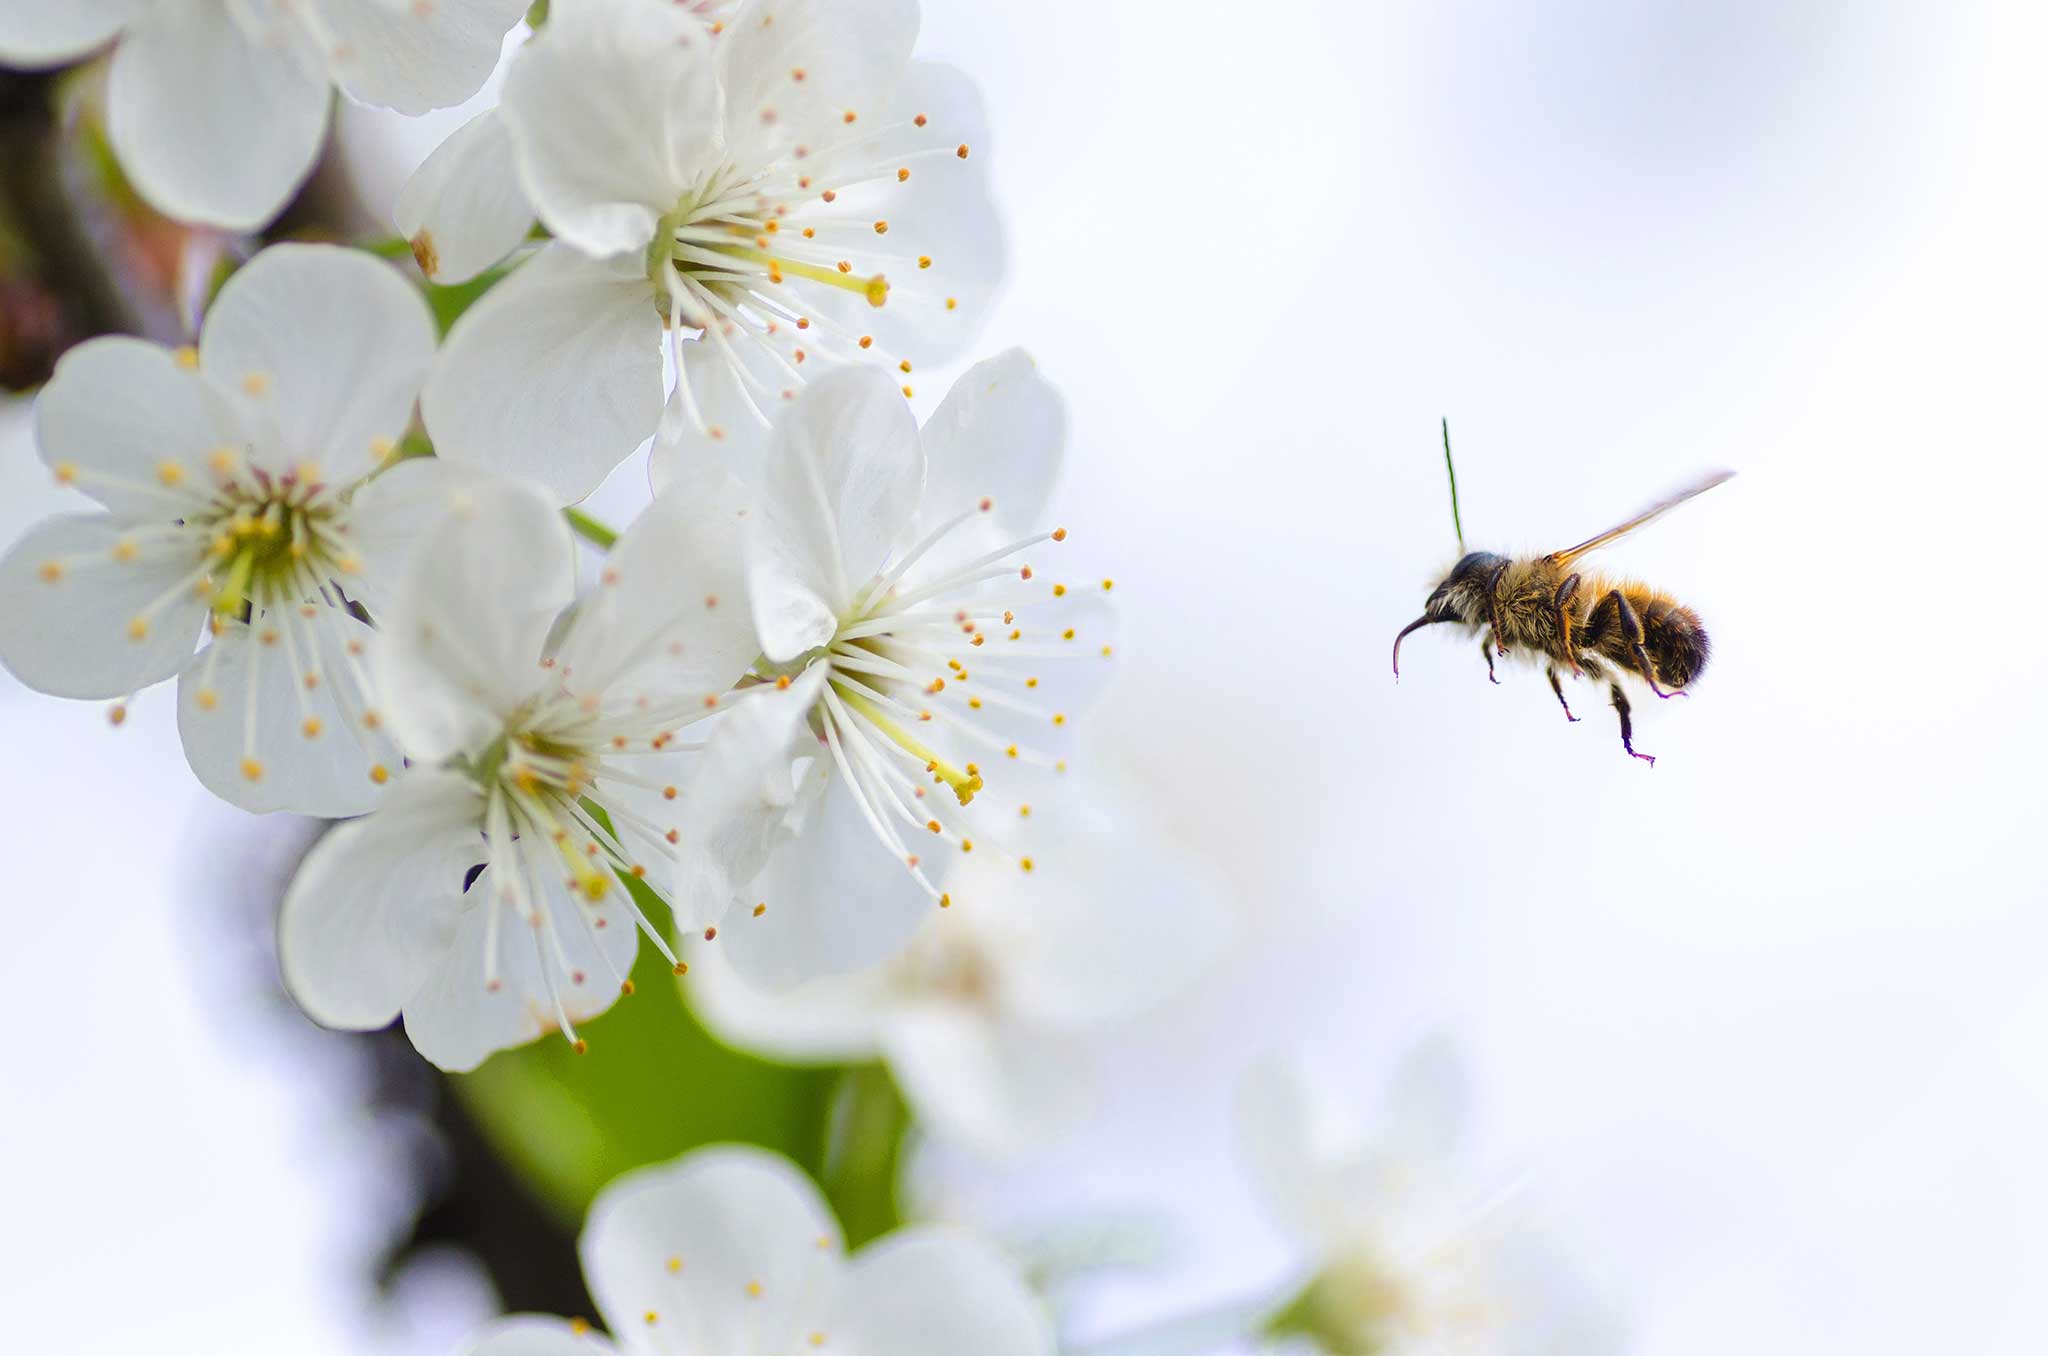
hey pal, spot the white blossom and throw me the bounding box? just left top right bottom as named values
left=0, top=243, right=473, bottom=816
left=1244, top=1057, right=1614, bottom=1356
left=277, top=470, right=760, bottom=1070
left=420, top=0, right=1004, bottom=503
left=656, top=353, right=1112, bottom=991
left=0, top=0, right=531, bottom=230
left=687, top=778, right=1227, bottom=1155
left=459, top=1144, right=1052, bottom=1356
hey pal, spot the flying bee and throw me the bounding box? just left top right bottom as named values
left=1392, top=422, right=1732, bottom=765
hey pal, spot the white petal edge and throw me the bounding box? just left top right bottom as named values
left=580, top=1144, right=842, bottom=1347
left=0, top=0, right=142, bottom=67
left=0, top=514, right=208, bottom=698
left=499, top=0, right=720, bottom=258
left=745, top=367, right=923, bottom=661
left=830, top=1225, right=1053, bottom=1356
left=199, top=244, right=437, bottom=482
left=276, top=769, right=482, bottom=1032
left=395, top=107, right=536, bottom=285
left=107, top=0, right=331, bottom=230
left=422, top=242, right=665, bottom=504
left=373, top=475, right=577, bottom=762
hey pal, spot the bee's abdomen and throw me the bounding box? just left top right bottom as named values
left=1638, top=593, right=1711, bottom=688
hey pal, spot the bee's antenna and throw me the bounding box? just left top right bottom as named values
left=1441, top=417, right=1465, bottom=554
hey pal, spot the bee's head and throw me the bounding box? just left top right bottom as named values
left=1422, top=551, right=1506, bottom=624
left=1393, top=551, right=1505, bottom=677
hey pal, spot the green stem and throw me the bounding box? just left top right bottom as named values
left=821, top=1063, right=911, bottom=1248
left=563, top=506, right=619, bottom=550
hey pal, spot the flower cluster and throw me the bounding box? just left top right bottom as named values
left=0, top=2, right=1611, bottom=1352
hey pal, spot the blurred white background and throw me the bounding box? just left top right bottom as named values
left=6, top=0, right=2048, bottom=1351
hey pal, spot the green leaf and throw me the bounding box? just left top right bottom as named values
left=422, top=266, right=510, bottom=337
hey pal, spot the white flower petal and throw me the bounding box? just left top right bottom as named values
left=919, top=348, right=1065, bottom=537
left=790, top=62, right=1004, bottom=368
left=500, top=0, right=720, bottom=259
left=714, top=0, right=920, bottom=167
left=395, top=106, right=536, bottom=285
left=0, top=0, right=142, bottom=67
left=830, top=1226, right=1052, bottom=1356
left=719, top=773, right=934, bottom=989
left=33, top=335, right=241, bottom=517
left=422, top=242, right=664, bottom=504
left=107, top=0, right=331, bottom=230
left=745, top=367, right=922, bottom=661
left=0, top=514, right=208, bottom=698
left=400, top=869, right=637, bottom=1071
left=176, top=612, right=387, bottom=817
left=312, top=0, right=528, bottom=115
left=664, top=323, right=806, bottom=478
left=667, top=665, right=828, bottom=933
left=682, top=943, right=890, bottom=1064
left=341, top=456, right=506, bottom=621
left=962, top=784, right=1226, bottom=1031
left=374, top=477, right=576, bottom=762
left=580, top=1145, right=841, bottom=1348
left=277, top=769, right=481, bottom=1032
left=461, top=1315, right=620, bottom=1356
left=876, top=1005, right=1081, bottom=1156
left=199, top=244, right=437, bottom=481
left=554, top=464, right=757, bottom=701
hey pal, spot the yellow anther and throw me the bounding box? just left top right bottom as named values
left=1053, top=712, right=1067, bottom=726
left=241, top=372, right=271, bottom=396
left=301, top=717, right=323, bottom=739
left=36, top=561, right=62, bottom=583
left=208, top=447, right=237, bottom=475
left=873, top=220, right=889, bottom=235
left=53, top=461, right=78, bottom=485
left=938, top=893, right=951, bottom=908
left=1053, top=584, right=1067, bottom=597
left=196, top=688, right=219, bottom=712
left=172, top=345, right=199, bottom=370
left=897, top=167, right=911, bottom=182
left=240, top=758, right=265, bottom=782
left=1102, top=578, right=1115, bottom=591
left=918, top=255, right=932, bottom=269
left=667, top=1256, right=683, bottom=1274
left=1020, top=857, right=1035, bottom=872
left=1062, top=628, right=1076, bottom=640
left=569, top=1318, right=591, bottom=1336
left=1019, top=804, right=1031, bottom=817
left=1006, top=744, right=1019, bottom=758
left=369, top=764, right=389, bottom=785
left=961, top=839, right=974, bottom=853
left=945, top=297, right=958, bottom=310
left=956, top=143, right=971, bottom=158
left=1052, top=527, right=1068, bottom=542
left=126, top=616, right=149, bottom=641
left=156, top=460, right=185, bottom=486
left=753, top=903, right=767, bottom=917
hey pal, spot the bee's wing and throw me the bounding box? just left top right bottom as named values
left=1543, top=468, right=1735, bottom=568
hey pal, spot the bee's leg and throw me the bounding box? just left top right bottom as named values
left=1609, top=680, right=1655, bottom=764
left=1486, top=561, right=1512, bottom=656
left=1596, top=589, right=1681, bottom=699
left=1553, top=574, right=1582, bottom=676
left=1545, top=664, right=1579, bottom=720
left=1479, top=629, right=1501, bottom=684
